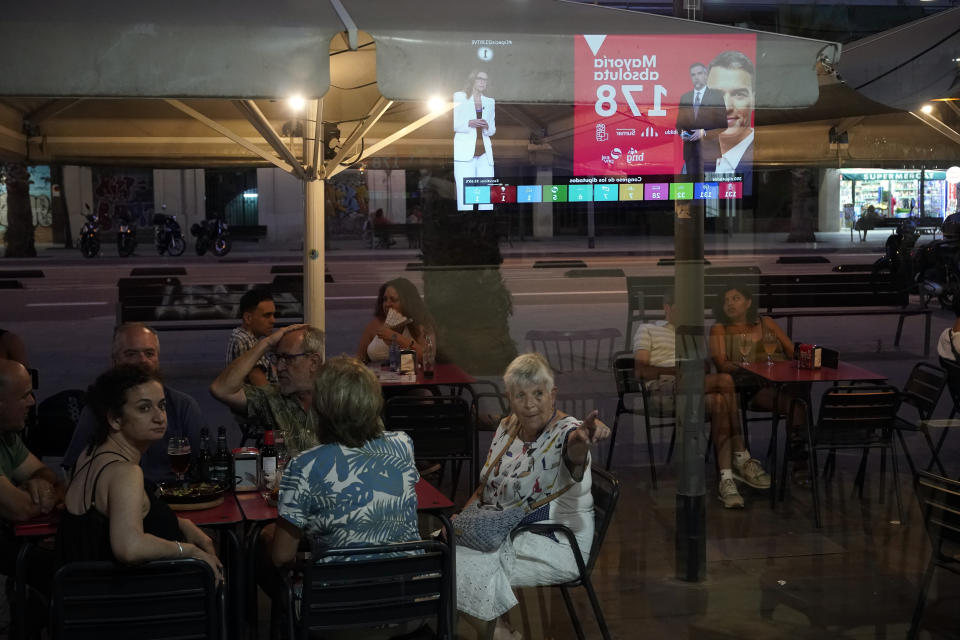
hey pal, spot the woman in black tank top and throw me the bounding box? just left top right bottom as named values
left=56, top=366, right=222, bottom=581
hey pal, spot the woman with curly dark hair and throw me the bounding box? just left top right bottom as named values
left=57, top=365, right=223, bottom=580
left=356, top=277, right=435, bottom=365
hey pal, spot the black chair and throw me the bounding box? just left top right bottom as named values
left=29, top=389, right=85, bottom=459
left=893, top=362, right=948, bottom=476
left=803, top=385, right=903, bottom=528
left=49, top=558, right=224, bottom=639
left=384, top=395, right=473, bottom=500
left=510, top=467, right=620, bottom=640
left=908, top=471, right=960, bottom=639
left=606, top=351, right=676, bottom=487
left=933, top=356, right=960, bottom=471
left=283, top=537, right=455, bottom=640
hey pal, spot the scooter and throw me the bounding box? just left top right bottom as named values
left=191, top=215, right=231, bottom=257
left=78, top=204, right=100, bottom=258
left=116, top=210, right=138, bottom=257
left=152, top=205, right=186, bottom=256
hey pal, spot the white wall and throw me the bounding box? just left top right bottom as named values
left=257, top=167, right=304, bottom=248
left=366, top=169, right=406, bottom=222
left=154, top=169, right=204, bottom=230
left=819, top=169, right=841, bottom=232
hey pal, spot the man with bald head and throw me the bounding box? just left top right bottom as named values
left=62, top=323, right=204, bottom=482
left=0, top=359, right=63, bottom=526
left=211, top=324, right=324, bottom=457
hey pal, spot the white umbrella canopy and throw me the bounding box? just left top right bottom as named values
left=0, top=0, right=837, bottom=170
left=837, top=7, right=960, bottom=112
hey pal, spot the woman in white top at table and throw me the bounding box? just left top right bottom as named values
left=356, top=277, right=434, bottom=365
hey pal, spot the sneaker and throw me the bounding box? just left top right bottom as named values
left=718, top=478, right=745, bottom=508
left=733, top=457, right=772, bottom=490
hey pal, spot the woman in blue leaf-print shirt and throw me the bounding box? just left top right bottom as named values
left=269, top=356, right=419, bottom=565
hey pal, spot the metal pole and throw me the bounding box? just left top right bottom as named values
left=674, top=153, right=707, bottom=584
left=303, top=99, right=326, bottom=339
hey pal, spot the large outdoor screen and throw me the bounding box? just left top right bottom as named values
left=573, top=33, right=757, bottom=196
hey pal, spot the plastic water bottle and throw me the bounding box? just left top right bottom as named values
left=389, top=334, right=400, bottom=372
left=423, top=334, right=436, bottom=378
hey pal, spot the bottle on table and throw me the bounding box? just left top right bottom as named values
left=196, top=427, right=212, bottom=483
left=423, top=334, right=436, bottom=379
left=261, top=429, right=278, bottom=490
left=389, top=334, right=400, bottom=372
left=211, top=426, right=233, bottom=488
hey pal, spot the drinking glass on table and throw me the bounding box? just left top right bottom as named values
left=167, top=435, right=192, bottom=484
left=738, top=333, right=754, bottom=364
left=762, top=330, right=778, bottom=365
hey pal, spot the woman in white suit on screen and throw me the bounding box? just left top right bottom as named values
left=453, top=69, right=496, bottom=211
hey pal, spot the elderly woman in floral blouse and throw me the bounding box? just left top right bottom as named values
left=457, top=353, right=610, bottom=640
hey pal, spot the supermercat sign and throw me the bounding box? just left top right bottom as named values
left=841, top=170, right=948, bottom=181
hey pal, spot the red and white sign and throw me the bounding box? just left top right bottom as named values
left=573, top=33, right=756, bottom=176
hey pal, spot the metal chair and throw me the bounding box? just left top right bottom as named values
left=510, top=467, right=620, bottom=640
left=525, top=328, right=621, bottom=374
left=908, top=471, right=960, bottom=639
left=893, top=362, right=948, bottom=476
left=50, top=558, right=224, bottom=639
left=283, top=536, right=455, bottom=640
left=606, top=350, right=676, bottom=487
left=384, top=395, right=473, bottom=500
left=803, top=385, right=903, bottom=528
left=932, top=356, right=960, bottom=471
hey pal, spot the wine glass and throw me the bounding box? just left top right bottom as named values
left=738, top=333, right=754, bottom=364
left=167, top=435, right=192, bottom=485
left=762, top=331, right=779, bottom=365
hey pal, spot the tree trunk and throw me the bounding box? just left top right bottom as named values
left=3, top=163, right=37, bottom=257
left=419, top=176, right=517, bottom=376
left=49, top=164, right=72, bottom=248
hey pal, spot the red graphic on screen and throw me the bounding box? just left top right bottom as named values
left=574, top=34, right=757, bottom=177
left=492, top=185, right=517, bottom=203
left=719, top=182, right=743, bottom=199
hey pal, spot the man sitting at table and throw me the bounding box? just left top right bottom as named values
left=62, top=323, right=204, bottom=483
left=210, top=324, right=324, bottom=457
left=0, top=359, right=64, bottom=634
left=633, top=292, right=770, bottom=508
left=227, top=287, right=277, bottom=386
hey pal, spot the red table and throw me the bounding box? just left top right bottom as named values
left=738, top=360, right=888, bottom=506
left=375, top=363, right=477, bottom=387
left=235, top=477, right=454, bottom=523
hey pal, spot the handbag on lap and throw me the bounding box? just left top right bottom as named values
left=453, top=419, right=573, bottom=552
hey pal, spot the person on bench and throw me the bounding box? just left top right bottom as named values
left=633, top=291, right=770, bottom=508
left=854, top=204, right=881, bottom=242
left=211, top=324, right=324, bottom=458
left=62, top=323, right=204, bottom=483
left=226, top=287, right=277, bottom=386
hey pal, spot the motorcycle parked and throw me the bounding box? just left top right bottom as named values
left=191, top=215, right=232, bottom=257
left=152, top=205, right=186, bottom=256
left=78, top=204, right=100, bottom=258
left=116, top=210, right=138, bottom=257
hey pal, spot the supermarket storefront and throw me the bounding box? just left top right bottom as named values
left=837, top=168, right=955, bottom=228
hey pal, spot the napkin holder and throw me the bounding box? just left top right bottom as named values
left=820, top=347, right=839, bottom=369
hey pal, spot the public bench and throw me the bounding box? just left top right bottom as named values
left=116, top=275, right=303, bottom=331
left=625, top=272, right=933, bottom=356
left=851, top=216, right=941, bottom=241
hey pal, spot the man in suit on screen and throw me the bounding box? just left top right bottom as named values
left=676, top=62, right=726, bottom=176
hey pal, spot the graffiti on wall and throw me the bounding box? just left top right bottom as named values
left=0, top=165, right=53, bottom=229
left=92, top=168, right=154, bottom=230
left=326, top=173, right=370, bottom=237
